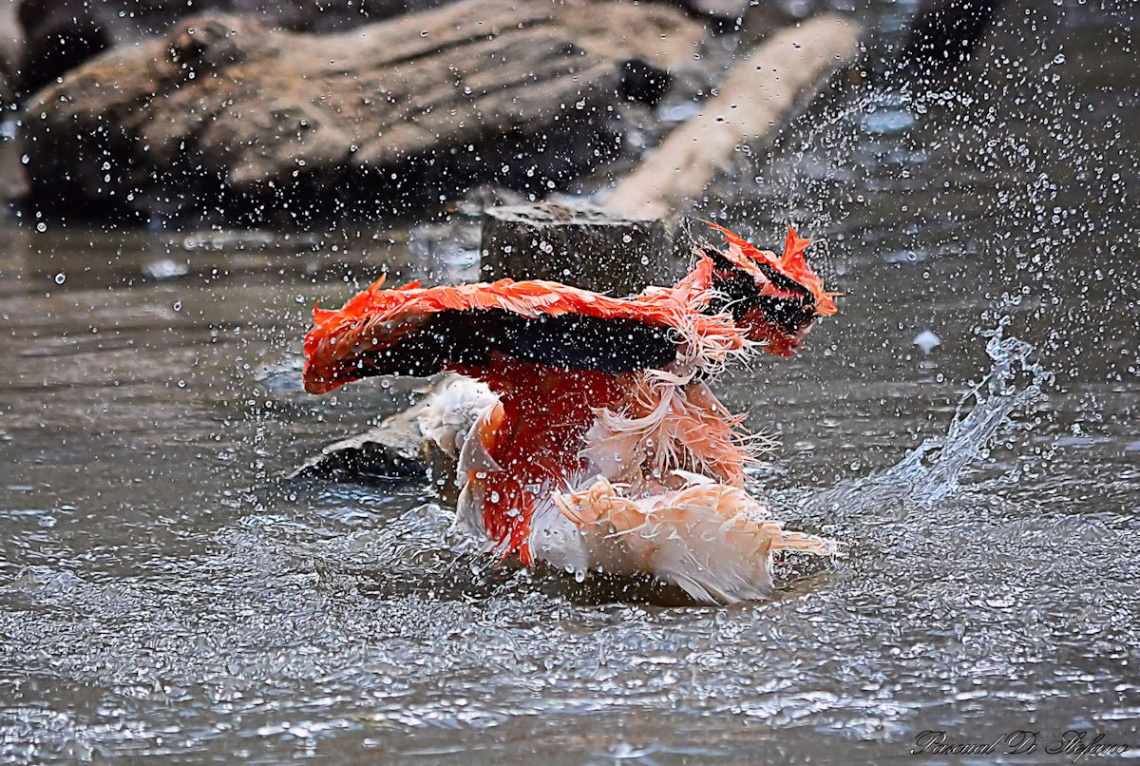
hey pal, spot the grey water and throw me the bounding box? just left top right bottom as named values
left=1, top=0, right=1138, bottom=762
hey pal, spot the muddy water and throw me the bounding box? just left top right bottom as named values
left=2, top=0, right=1138, bottom=763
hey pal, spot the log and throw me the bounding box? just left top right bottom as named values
left=480, top=202, right=672, bottom=296
left=604, top=14, right=861, bottom=223
left=15, top=0, right=442, bottom=97
left=22, top=0, right=704, bottom=222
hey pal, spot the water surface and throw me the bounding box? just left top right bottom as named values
left=1, top=0, right=1138, bottom=762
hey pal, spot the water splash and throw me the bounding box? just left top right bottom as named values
left=804, top=324, right=1050, bottom=517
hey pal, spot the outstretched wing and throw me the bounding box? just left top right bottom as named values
left=302, top=276, right=702, bottom=562
left=302, top=277, right=709, bottom=395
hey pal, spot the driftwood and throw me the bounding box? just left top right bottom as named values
left=23, top=0, right=703, bottom=221
left=604, top=14, right=861, bottom=223
left=15, top=0, right=447, bottom=96
left=480, top=203, right=672, bottom=295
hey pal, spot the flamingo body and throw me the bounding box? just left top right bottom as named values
left=303, top=224, right=839, bottom=603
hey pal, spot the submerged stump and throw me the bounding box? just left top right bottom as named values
left=481, top=203, right=671, bottom=296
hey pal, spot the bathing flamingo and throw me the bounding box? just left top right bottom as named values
left=303, top=223, right=839, bottom=603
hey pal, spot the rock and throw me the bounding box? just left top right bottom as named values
left=0, top=2, right=25, bottom=205
left=605, top=13, right=861, bottom=223
left=0, top=0, right=19, bottom=107
left=481, top=202, right=672, bottom=296
left=22, top=0, right=704, bottom=223
left=14, top=0, right=449, bottom=97
left=899, top=0, right=1006, bottom=77
left=288, top=397, right=427, bottom=482
left=289, top=373, right=474, bottom=503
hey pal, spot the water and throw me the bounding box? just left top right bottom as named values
left=2, top=0, right=1139, bottom=762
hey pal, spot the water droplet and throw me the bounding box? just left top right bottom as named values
left=54, top=272, right=66, bottom=285
left=914, top=330, right=942, bottom=353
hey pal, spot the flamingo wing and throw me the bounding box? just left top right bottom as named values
left=303, top=277, right=687, bottom=395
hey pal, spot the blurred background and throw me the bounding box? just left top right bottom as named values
left=0, top=0, right=1137, bottom=763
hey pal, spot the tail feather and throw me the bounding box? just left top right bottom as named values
left=771, top=530, right=838, bottom=557
left=551, top=478, right=836, bottom=604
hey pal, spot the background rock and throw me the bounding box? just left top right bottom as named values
left=288, top=398, right=428, bottom=482
left=899, top=0, right=1007, bottom=77
left=0, top=0, right=18, bottom=108
left=22, top=0, right=704, bottom=224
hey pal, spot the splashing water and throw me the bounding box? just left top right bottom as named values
left=1, top=0, right=1137, bottom=761
left=802, top=324, right=1050, bottom=518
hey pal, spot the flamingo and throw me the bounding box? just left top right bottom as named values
left=302, top=223, right=839, bottom=603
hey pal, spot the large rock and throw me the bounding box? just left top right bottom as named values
left=288, top=395, right=428, bottom=482
left=15, top=0, right=450, bottom=97
left=22, top=0, right=703, bottom=223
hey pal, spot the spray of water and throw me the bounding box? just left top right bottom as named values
left=803, top=323, right=1050, bottom=518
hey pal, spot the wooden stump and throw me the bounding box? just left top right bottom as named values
left=480, top=202, right=672, bottom=296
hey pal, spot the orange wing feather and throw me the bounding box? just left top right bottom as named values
left=303, top=277, right=743, bottom=395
